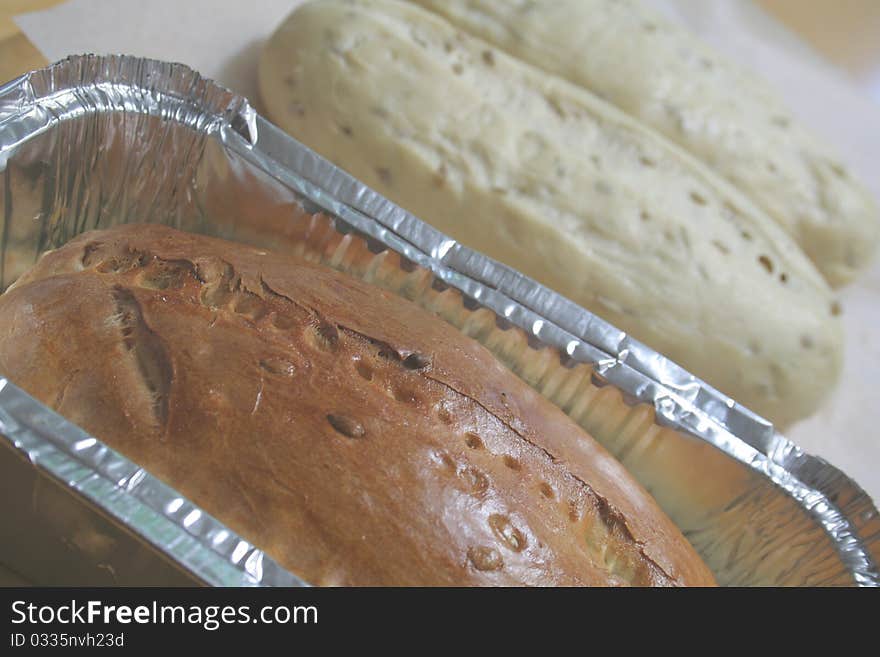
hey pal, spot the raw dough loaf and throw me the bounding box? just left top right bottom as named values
left=259, top=0, right=843, bottom=427
left=410, top=0, right=879, bottom=286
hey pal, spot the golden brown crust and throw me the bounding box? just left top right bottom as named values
left=0, top=224, right=715, bottom=586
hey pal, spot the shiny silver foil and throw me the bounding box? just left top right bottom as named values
left=0, top=54, right=876, bottom=586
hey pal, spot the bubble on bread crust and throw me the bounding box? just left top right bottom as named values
left=138, top=261, right=192, bottom=290
left=430, top=448, right=457, bottom=472
left=307, top=320, right=339, bottom=351
left=377, top=346, right=401, bottom=362
left=568, top=499, right=583, bottom=523
left=326, top=413, right=365, bottom=439
left=354, top=360, right=374, bottom=381
left=402, top=352, right=432, bottom=370
left=392, top=385, right=421, bottom=405
left=458, top=465, right=489, bottom=497
left=488, top=514, right=527, bottom=553
left=539, top=482, right=555, bottom=500
left=271, top=313, right=299, bottom=330
left=199, top=262, right=237, bottom=308
left=234, top=295, right=268, bottom=321
left=464, top=432, right=483, bottom=450
left=435, top=403, right=453, bottom=425
left=502, top=455, right=522, bottom=471
left=467, top=546, right=503, bottom=572
left=81, top=241, right=105, bottom=268
left=95, top=250, right=150, bottom=274
left=201, top=284, right=232, bottom=308
left=259, top=357, right=297, bottom=378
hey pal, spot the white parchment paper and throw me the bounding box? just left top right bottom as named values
left=15, top=0, right=880, bottom=502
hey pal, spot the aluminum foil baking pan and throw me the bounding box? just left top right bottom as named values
left=0, top=54, right=876, bottom=586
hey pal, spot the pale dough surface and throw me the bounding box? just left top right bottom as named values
left=412, top=0, right=878, bottom=287
left=259, top=0, right=842, bottom=428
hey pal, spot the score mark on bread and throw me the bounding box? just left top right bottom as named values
left=108, top=285, right=174, bottom=434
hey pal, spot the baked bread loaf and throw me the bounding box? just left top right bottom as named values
left=258, top=0, right=842, bottom=427
left=410, top=0, right=879, bottom=286
left=0, top=224, right=715, bottom=586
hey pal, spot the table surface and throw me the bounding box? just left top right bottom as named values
left=1, top=0, right=877, bottom=587
left=0, top=1, right=61, bottom=83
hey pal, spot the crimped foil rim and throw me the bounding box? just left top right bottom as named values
left=0, top=54, right=876, bottom=585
